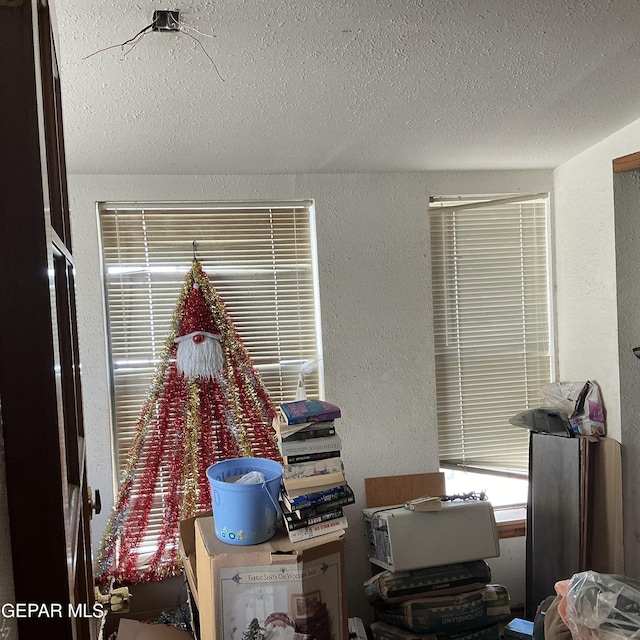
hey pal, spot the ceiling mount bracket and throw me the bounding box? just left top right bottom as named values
left=152, top=10, right=180, bottom=32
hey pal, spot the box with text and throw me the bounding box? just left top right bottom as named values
left=185, top=514, right=347, bottom=640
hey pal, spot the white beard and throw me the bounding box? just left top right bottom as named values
left=176, top=335, right=224, bottom=379
left=263, top=623, right=296, bottom=640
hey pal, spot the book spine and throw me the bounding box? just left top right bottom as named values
left=283, top=450, right=341, bottom=465
left=279, top=400, right=341, bottom=425
left=274, top=418, right=334, bottom=440
left=294, top=491, right=355, bottom=520
left=278, top=435, right=341, bottom=456
left=283, top=424, right=336, bottom=441
left=283, top=458, right=343, bottom=479
left=284, top=484, right=351, bottom=511
left=283, top=470, right=345, bottom=492
left=285, top=508, right=344, bottom=530
left=288, top=409, right=340, bottom=425
left=286, top=515, right=349, bottom=542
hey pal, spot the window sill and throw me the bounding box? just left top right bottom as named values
left=494, top=506, right=526, bottom=539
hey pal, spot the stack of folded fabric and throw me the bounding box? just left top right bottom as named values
left=365, top=560, right=513, bottom=640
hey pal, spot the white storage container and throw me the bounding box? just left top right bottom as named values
left=363, top=500, right=500, bottom=572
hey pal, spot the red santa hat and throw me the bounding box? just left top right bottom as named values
left=174, top=282, right=224, bottom=378
left=264, top=613, right=294, bottom=628
left=175, top=283, right=220, bottom=344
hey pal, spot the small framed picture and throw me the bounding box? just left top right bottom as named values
left=291, top=590, right=321, bottom=619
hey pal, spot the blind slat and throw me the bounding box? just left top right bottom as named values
left=430, top=195, right=551, bottom=473
left=99, top=200, right=322, bottom=563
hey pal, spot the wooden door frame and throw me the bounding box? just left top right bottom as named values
left=613, top=151, right=640, bottom=173
left=612, top=150, right=640, bottom=581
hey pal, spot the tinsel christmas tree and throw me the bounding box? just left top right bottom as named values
left=96, top=260, right=282, bottom=590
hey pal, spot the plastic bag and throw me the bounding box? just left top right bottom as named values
left=565, top=571, right=640, bottom=640
left=234, top=471, right=266, bottom=484
left=509, top=407, right=573, bottom=436
left=540, top=381, right=606, bottom=436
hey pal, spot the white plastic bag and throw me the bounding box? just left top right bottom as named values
left=565, top=571, right=640, bottom=640
left=540, top=381, right=606, bottom=436
left=234, top=471, right=266, bottom=484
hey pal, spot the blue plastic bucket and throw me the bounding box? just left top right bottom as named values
left=206, top=457, right=283, bottom=545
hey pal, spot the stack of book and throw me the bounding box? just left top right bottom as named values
left=274, top=399, right=355, bottom=542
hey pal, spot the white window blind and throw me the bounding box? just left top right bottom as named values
left=98, top=201, right=323, bottom=495
left=429, top=194, right=552, bottom=473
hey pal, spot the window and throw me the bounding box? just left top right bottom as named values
left=429, top=193, right=552, bottom=487
left=98, top=200, right=323, bottom=529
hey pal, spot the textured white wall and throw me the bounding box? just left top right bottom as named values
left=487, top=537, right=526, bottom=608
left=554, top=151, right=622, bottom=440
left=69, top=172, right=439, bottom=624
left=68, top=169, right=550, bottom=624
left=554, top=116, right=640, bottom=578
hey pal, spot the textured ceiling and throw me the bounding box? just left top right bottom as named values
left=55, top=0, right=640, bottom=175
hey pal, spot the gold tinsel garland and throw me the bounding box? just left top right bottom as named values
left=96, top=260, right=281, bottom=589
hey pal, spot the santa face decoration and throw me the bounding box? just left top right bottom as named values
left=174, top=282, right=224, bottom=379
left=175, top=330, right=223, bottom=379
left=263, top=613, right=298, bottom=640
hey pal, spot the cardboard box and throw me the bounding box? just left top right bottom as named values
left=179, top=512, right=206, bottom=609
left=99, top=576, right=187, bottom=640
left=116, top=618, right=193, bottom=640
left=182, top=513, right=347, bottom=640
left=363, top=501, right=499, bottom=572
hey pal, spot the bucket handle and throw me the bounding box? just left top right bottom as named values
left=262, top=480, right=282, bottom=519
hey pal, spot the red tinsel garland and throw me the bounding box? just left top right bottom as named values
left=96, top=260, right=281, bottom=590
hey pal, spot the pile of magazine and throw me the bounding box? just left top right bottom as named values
left=273, top=399, right=355, bottom=542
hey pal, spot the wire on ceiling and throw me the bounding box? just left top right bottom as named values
left=82, top=11, right=225, bottom=81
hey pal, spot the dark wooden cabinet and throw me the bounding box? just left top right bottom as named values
left=525, top=432, right=623, bottom=620
left=0, top=1, right=97, bottom=638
